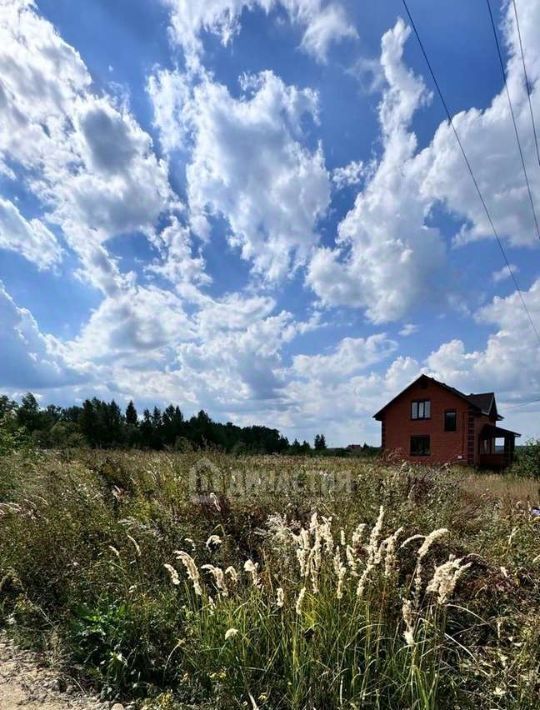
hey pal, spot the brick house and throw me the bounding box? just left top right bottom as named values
left=373, top=374, right=520, bottom=468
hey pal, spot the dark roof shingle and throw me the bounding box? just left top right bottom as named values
left=466, top=393, right=495, bottom=414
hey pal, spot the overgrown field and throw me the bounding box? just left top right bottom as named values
left=0, top=450, right=539, bottom=709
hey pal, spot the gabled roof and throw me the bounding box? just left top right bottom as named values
left=467, top=393, right=502, bottom=419
left=373, top=374, right=503, bottom=420
left=467, top=393, right=494, bottom=412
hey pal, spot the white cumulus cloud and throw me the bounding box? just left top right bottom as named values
left=0, top=197, right=62, bottom=269
left=308, top=19, right=446, bottom=323
left=162, top=0, right=356, bottom=65
left=149, top=68, right=331, bottom=281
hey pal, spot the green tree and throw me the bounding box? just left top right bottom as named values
left=79, top=399, right=98, bottom=446
left=0, top=395, right=18, bottom=419
left=314, top=433, right=327, bottom=451
left=125, top=400, right=138, bottom=426
left=16, top=393, right=42, bottom=432
left=139, top=409, right=154, bottom=448
left=162, top=405, right=184, bottom=447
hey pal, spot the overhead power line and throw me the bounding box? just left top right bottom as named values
left=485, top=0, right=540, bottom=243
left=400, top=0, right=540, bottom=346
left=511, top=0, right=540, bottom=167
left=504, top=396, right=540, bottom=411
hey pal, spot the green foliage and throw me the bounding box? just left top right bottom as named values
left=0, top=416, right=28, bottom=456
left=0, top=392, right=298, bottom=454
left=511, top=439, right=540, bottom=478
left=313, top=433, right=326, bottom=450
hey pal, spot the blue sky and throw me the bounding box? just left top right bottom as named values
left=0, top=0, right=539, bottom=445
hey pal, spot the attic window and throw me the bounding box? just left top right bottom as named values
left=411, top=400, right=430, bottom=420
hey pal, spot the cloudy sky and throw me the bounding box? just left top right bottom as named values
left=0, top=0, right=539, bottom=445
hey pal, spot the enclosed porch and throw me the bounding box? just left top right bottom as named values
left=478, top=424, right=520, bottom=469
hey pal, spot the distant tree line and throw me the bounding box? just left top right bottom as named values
left=0, top=393, right=331, bottom=455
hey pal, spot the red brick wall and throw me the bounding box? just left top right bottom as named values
left=380, top=379, right=471, bottom=464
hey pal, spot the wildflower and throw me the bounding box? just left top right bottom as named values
left=225, top=628, right=239, bottom=640
left=244, top=559, right=261, bottom=588
left=340, top=529, right=346, bottom=547
left=296, top=587, right=306, bottom=615
left=164, top=563, right=180, bottom=586
left=205, top=534, right=222, bottom=550
left=174, top=550, right=203, bottom=596
left=276, top=587, right=285, bottom=608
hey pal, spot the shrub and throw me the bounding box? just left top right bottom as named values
left=511, top=439, right=540, bottom=478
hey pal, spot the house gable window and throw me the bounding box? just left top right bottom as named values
left=411, top=400, right=431, bottom=420
left=444, top=409, right=457, bottom=431
left=410, top=435, right=430, bottom=456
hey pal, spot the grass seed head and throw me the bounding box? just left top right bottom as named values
left=417, top=529, right=448, bottom=560
left=205, top=534, right=222, bottom=550
left=201, top=564, right=228, bottom=596
left=174, top=550, right=203, bottom=596
left=296, top=586, right=306, bottom=615
left=402, top=598, right=415, bottom=646
left=164, top=563, right=180, bottom=586
left=244, top=559, right=261, bottom=588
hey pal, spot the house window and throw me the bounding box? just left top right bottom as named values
left=411, top=400, right=431, bottom=419
left=444, top=409, right=457, bottom=432
left=410, top=435, right=430, bottom=456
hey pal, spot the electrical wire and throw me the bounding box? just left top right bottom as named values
left=400, top=0, right=540, bottom=346
left=485, top=0, right=540, bottom=243
left=511, top=0, right=540, bottom=166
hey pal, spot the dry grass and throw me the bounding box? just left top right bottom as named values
left=0, top=449, right=539, bottom=708
left=460, top=472, right=540, bottom=508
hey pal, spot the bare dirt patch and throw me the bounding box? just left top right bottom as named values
left=0, top=632, right=106, bottom=710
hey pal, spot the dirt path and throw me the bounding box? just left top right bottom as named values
left=0, top=632, right=107, bottom=709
